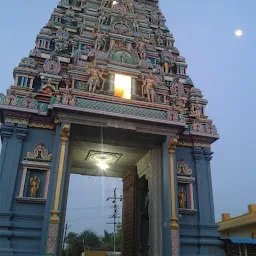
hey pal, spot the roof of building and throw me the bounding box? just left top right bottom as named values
left=218, top=204, right=256, bottom=232
left=221, top=237, right=256, bottom=245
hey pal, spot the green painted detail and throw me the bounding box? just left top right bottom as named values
left=87, top=2, right=100, bottom=9
left=76, top=98, right=168, bottom=120
left=112, top=50, right=135, bottom=65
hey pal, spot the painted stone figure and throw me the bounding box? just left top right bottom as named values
left=161, top=50, right=174, bottom=73
left=178, top=187, right=187, bottom=209
left=30, top=176, right=40, bottom=198
left=142, top=70, right=157, bottom=103
left=155, top=28, right=163, bottom=45
left=101, top=0, right=111, bottom=8
left=39, top=79, right=55, bottom=96
left=136, top=39, right=147, bottom=59
left=93, top=30, right=106, bottom=51
left=86, top=63, right=106, bottom=93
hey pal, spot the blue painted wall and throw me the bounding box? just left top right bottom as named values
left=0, top=122, right=61, bottom=256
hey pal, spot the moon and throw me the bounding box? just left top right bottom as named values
left=235, top=29, right=243, bottom=37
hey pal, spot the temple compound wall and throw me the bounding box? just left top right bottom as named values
left=0, top=0, right=224, bottom=255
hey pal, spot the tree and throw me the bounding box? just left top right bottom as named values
left=102, top=224, right=123, bottom=252
left=66, top=229, right=103, bottom=256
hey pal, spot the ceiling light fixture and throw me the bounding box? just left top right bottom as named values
left=97, top=160, right=108, bottom=171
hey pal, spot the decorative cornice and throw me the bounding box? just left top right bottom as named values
left=177, top=141, right=211, bottom=148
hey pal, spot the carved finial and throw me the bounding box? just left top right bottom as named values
left=61, top=124, right=70, bottom=142
left=168, top=135, right=179, bottom=155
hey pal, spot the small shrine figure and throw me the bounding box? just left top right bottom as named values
left=93, top=29, right=106, bottom=51
left=86, top=62, right=106, bottom=93
left=161, top=50, right=174, bottom=73
left=125, top=0, right=134, bottom=13
left=141, top=70, right=157, bottom=103
left=132, top=19, right=139, bottom=32
left=178, top=187, right=187, bottom=209
left=136, top=39, right=147, bottom=59
left=39, top=79, right=55, bottom=96
left=195, top=105, right=201, bottom=117
left=155, top=28, right=163, bottom=45
left=101, top=0, right=111, bottom=7
left=30, top=176, right=40, bottom=198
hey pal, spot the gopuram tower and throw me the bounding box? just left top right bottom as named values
left=0, top=0, right=224, bottom=255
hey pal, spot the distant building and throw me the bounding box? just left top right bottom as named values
left=218, top=204, right=256, bottom=256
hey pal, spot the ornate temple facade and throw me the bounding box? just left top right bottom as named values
left=0, top=0, right=224, bottom=255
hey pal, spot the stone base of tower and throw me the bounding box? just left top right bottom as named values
left=180, top=224, right=224, bottom=256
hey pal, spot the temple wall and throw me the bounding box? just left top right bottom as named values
left=0, top=123, right=61, bottom=256
left=175, top=145, right=224, bottom=256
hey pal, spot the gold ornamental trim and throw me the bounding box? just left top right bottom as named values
left=177, top=141, right=211, bottom=148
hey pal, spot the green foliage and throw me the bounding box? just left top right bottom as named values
left=65, top=229, right=103, bottom=256
left=65, top=226, right=123, bottom=256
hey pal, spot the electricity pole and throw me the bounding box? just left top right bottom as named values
left=63, top=222, right=71, bottom=255
left=106, top=188, right=122, bottom=252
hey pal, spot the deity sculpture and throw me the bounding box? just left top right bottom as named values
left=85, top=62, right=106, bottom=93
left=195, top=105, right=201, bottom=117
left=136, top=39, right=147, bottom=59
left=141, top=70, right=157, bottom=103
left=125, top=0, right=134, bottom=13
left=101, top=0, right=111, bottom=7
left=99, top=11, right=110, bottom=25
left=30, top=176, right=40, bottom=198
left=39, top=79, right=56, bottom=96
left=178, top=187, right=187, bottom=209
left=93, top=30, right=106, bottom=51
left=150, top=10, right=159, bottom=25
left=132, top=19, right=139, bottom=32
left=161, top=50, right=174, bottom=73
left=155, top=28, right=163, bottom=45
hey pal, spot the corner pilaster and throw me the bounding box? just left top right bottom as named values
left=46, top=124, right=70, bottom=256
left=168, top=136, right=180, bottom=256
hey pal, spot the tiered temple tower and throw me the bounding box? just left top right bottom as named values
left=0, top=0, right=224, bottom=255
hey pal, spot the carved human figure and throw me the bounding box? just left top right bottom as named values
left=136, top=39, right=147, bottom=59
left=132, top=19, right=139, bottom=32
left=195, top=105, right=201, bottom=117
left=120, top=51, right=127, bottom=63
left=161, top=50, right=174, bottom=73
left=101, top=0, right=111, bottom=7
left=155, top=28, right=163, bottom=45
left=141, top=70, right=157, bottom=103
left=178, top=187, right=187, bottom=209
left=99, top=11, right=110, bottom=25
left=125, top=0, right=134, bottom=13
left=30, top=176, right=40, bottom=198
left=86, top=63, right=106, bottom=93
left=93, top=31, right=106, bottom=51
left=39, top=79, right=56, bottom=96
left=150, top=10, right=159, bottom=24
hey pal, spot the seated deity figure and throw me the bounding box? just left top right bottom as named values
left=141, top=70, right=157, bottom=103
left=86, top=62, right=106, bottom=93
left=39, top=79, right=56, bottom=96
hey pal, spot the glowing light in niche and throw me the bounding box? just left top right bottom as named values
left=113, top=1, right=117, bottom=5
left=114, top=74, right=131, bottom=99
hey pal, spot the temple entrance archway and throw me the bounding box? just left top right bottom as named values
left=59, top=123, right=165, bottom=256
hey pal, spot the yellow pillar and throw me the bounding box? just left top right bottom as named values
left=168, top=136, right=179, bottom=230
left=47, top=124, right=70, bottom=255
left=50, top=124, right=70, bottom=223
